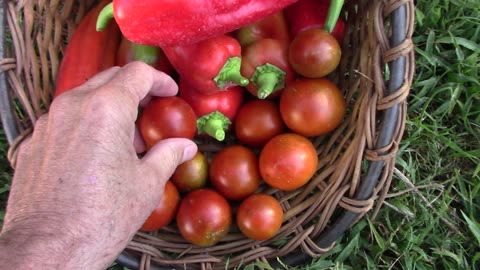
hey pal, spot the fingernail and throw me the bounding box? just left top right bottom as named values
left=182, top=143, right=198, bottom=163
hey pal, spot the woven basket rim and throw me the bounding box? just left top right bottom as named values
left=0, top=0, right=415, bottom=269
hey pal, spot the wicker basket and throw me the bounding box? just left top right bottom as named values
left=0, top=0, right=415, bottom=269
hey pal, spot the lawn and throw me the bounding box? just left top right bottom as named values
left=1, top=0, right=479, bottom=269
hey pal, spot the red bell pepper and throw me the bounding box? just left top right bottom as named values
left=116, top=37, right=175, bottom=76
left=96, top=0, right=299, bottom=47
left=179, top=79, right=244, bottom=141
left=234, top=11, right=291, bottom=48
left=241, top=38, right=296, bottom=99
left=54, top=0, right=121, bottom=97
left=285, top=0, right=345, bottom=42
left=163, top=34, right=249, bottom=95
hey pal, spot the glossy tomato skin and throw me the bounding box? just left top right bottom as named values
left=140, top=181, right=180, bottom=232
left=259, top=133, right=318, bottom=191
left=171, top=152, right=209, bottom=193
left=280, top=78, right=345, bottom=137
left=137, top=96, right=197, bottom=149
left=210, top=145, right=260, bottom=200
left=288, top=28, right=341, bottom=78
left=176, top=189, right=232, bottom=247
left=236, top=193, right=284, bottom=240
left=235, top=99, right=286, bottom=147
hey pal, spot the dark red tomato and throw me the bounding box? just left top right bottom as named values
left=140, top=181, right=180, bottom=232
left=259, top=133, right=318, bottom=191
left=137, top=96, right=197, bottom=149
left=171, top=152, right=209, bottom=193
left=288, top=28, right=341, bottom=78
left=209, top=145, right=260, bottom=200
left=176, top=189, right=232, bottom=247
left=235, top=99, right=286, bottom=147
left=236, top=193, right=284, bottom=240
left=280, top=78, right=345, bottom=136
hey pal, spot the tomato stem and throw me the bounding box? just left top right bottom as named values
left=197, top=111, right=231, bottom=141
left=324, top=0, right=344, bottom=33
left=251, top=63, right=285, bottom=99
left=214, top=57, right=249, bottom=90
left=96, top=2, right=114, bottom=31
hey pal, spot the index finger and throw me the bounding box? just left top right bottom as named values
left=102, top=61, right=178, bottom=109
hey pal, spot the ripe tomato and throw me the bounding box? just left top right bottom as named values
left=209, top=145, right=260, bottom=200
left=137, top=96, right=197, bottom=149
left=259, top=133, right=318, bottom=191
left=171, top=152, right=208, bottom=193
left=288, top=28, right=341, bottom=78
left=235, top=99, right=286, bottom=147
left=176, top=189, right=232, bottom=246
left=280, top=78, right=345, bottom=137
left=140, top=181, right=180, bottom=232
left=236, top=193, right=283, bottom=240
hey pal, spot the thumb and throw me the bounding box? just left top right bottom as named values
left=140, top=138, right=198, bottom=186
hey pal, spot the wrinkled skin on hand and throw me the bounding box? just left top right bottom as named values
left=0, top=62, right=197, bottom=269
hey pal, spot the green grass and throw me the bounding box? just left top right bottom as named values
left=2, top=0, right=480, bottom=269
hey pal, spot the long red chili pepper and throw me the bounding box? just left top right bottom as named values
left=54, top=0, right=121, bottom=97
left=163, top=34, right=249, bottom=95
left=96, top=0, right=299, bottom=47
left=234, top=11, right=291, bottom=48
left=285, top=0, right=345, bottom=42
left=179, top=79, right=244, bottom=141
left=241, top=38, right=296, bottom=99
left=116, top=37, right=175, bottom=76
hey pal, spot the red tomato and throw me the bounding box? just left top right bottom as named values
left=171, top=152, right=209, bottom=193
left=209, top=145, right=260, bottom=200
left=280, top=78, right=345, bottom=136
left=288, top=28, right=341, bottom=78
left=259, top=133, right=318, bottom=191
left=140, top=181, right=180, bottom=232
left=236, top=193, right=283, bottom=240
left=235, top=99, right=286, bottom=147
left=137, top=96, right=197, bottom=149
left=176, top=189, right=232, bottom=246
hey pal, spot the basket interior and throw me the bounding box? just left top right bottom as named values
left=0, top=0, right=415, bottom=269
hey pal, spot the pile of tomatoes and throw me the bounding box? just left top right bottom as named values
left=135, top=8, right=346, bottom=247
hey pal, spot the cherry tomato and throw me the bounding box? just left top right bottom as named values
left=259, top=133, right=318, bottom=191
left=140, top=181, right=180, bottom=232
left=176, top=189, right=232, bottom=246
left=210, top=145, right=260, bottom=200
left=280, top=78, right=345, bottom=137
left=288, top=28, right=341, bottom=78
left=235, top=99, right=286, bottom=147
left=137, top=96, right=197, bottom=149
left=236, top=193, right=283, bottom=240
left=171, top=152, right=209, bottom=193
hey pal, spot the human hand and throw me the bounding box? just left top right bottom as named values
left=0, top=62, right=197, bottom=269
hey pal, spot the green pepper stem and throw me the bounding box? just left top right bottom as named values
left=324, top=0, right=344, bottom=33
left=197, top=111, right=231, bottom=141
left=214, top=57, right=249, bottom=90
left=96, top=2, right=114, bottom=31
left=202, top=118, right=226, bottom=141
left=250, top=63, right=286, bottom=99
left=133, top=44, right=160, bottom=65
left=256, top=72, right=279, bottom=99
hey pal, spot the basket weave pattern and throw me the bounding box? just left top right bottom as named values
left=1, top=0, right=415, bottom=269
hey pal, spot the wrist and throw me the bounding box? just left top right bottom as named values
left=0, top=220, right=114, bottom=270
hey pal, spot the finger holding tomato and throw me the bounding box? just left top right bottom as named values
left=140, top=181, right=180, bottom=232
left=171, top=152, right=209, bottom=193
